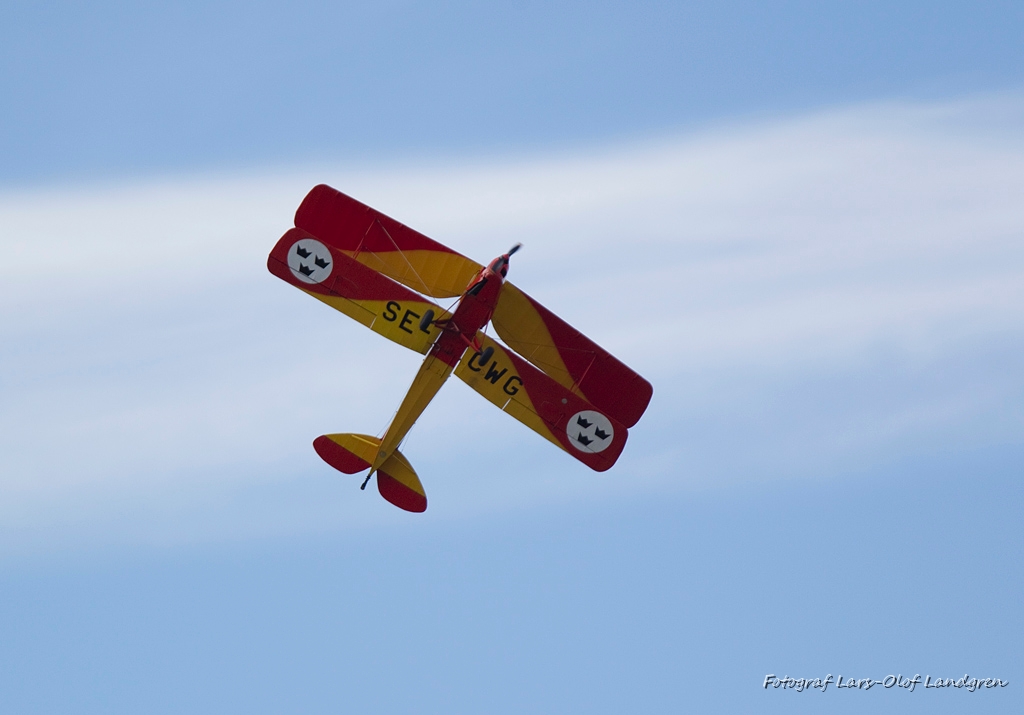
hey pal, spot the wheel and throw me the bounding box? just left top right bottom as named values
left=419, top=309, right=435, bottom=332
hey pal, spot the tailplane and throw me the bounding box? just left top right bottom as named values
left=313, top=433, right=427, bottom=513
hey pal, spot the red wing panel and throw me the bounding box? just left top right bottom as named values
left=490, top=283, right=653, bottom=427
left=294, top=184, right=483, bottom=298
left=268, top=227, right=448, bottom=354
left=455, top=333, right=627, bottom=472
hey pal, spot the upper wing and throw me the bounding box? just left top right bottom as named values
left=294, top=184, right=483, bottom=298
left=490, top=282, right=652, bottom=427
left=268, top=227, right=449, bottom=354
left=454, top=332, right=628, bottom=472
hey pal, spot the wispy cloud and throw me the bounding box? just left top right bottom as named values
left=2, top=94, right=1022, bottom=555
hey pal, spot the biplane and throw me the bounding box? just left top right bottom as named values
left=267, top=185, right=652, bottom=512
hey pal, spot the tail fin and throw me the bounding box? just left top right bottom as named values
left=313, top=433, right=427, bottom=513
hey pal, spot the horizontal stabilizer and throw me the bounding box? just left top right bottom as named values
left=313, top=433, right=376, bottom=473
left=313, top=433, right=427, bottom=512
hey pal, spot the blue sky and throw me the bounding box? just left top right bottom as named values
left=3, top=0, right=1024, bottom=184
left=1, top=3, right=1023, bottom=713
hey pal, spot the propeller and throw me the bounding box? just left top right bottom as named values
left=507, top=243, right=522, bottom=256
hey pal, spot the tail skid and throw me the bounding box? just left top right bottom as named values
left=313, top=433, right=427, bottom=513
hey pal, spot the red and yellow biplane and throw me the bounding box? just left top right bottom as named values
left=268, top=185, right=652, bottom=512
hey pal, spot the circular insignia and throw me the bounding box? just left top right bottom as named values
left=287, top=238, right=333, bottom=284
left=566, top=410, right=614, bottom=453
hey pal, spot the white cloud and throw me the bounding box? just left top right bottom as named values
left=1, top=93, right=1023, bottom=554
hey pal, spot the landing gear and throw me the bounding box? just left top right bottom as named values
left=419, top=309, right=435, bottom=332
left=478, top=346, right=494, bottom=365
left=360, top=472, right=372, bottom=490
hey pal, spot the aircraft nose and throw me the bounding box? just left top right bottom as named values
left=496, top=243, right=521, bottom=277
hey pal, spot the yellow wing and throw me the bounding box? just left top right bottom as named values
left=268, top=228, right=449, bottom=354
left=490, top=283, right=652, bottom=427
left=455, top=332, right=628, bottom=472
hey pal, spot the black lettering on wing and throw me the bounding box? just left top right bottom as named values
left=399, top=309, right=420, bottom=334
left=484, top=363, right=508, bottom=384
left=503, top=375, right=522, bottom=396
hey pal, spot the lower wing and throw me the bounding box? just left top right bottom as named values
left=268, top=227, right=449, bottom=354
left=454, top=332, right=627, bottom=472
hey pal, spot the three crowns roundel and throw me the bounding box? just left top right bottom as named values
left=287, top=238, right=333, bottom=284
left=566, top=410, right=614, bottom=453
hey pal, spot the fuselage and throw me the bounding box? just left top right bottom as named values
left=368, top=253, right=511, bottom=473
left=428, top=256, right=507, bottom=367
